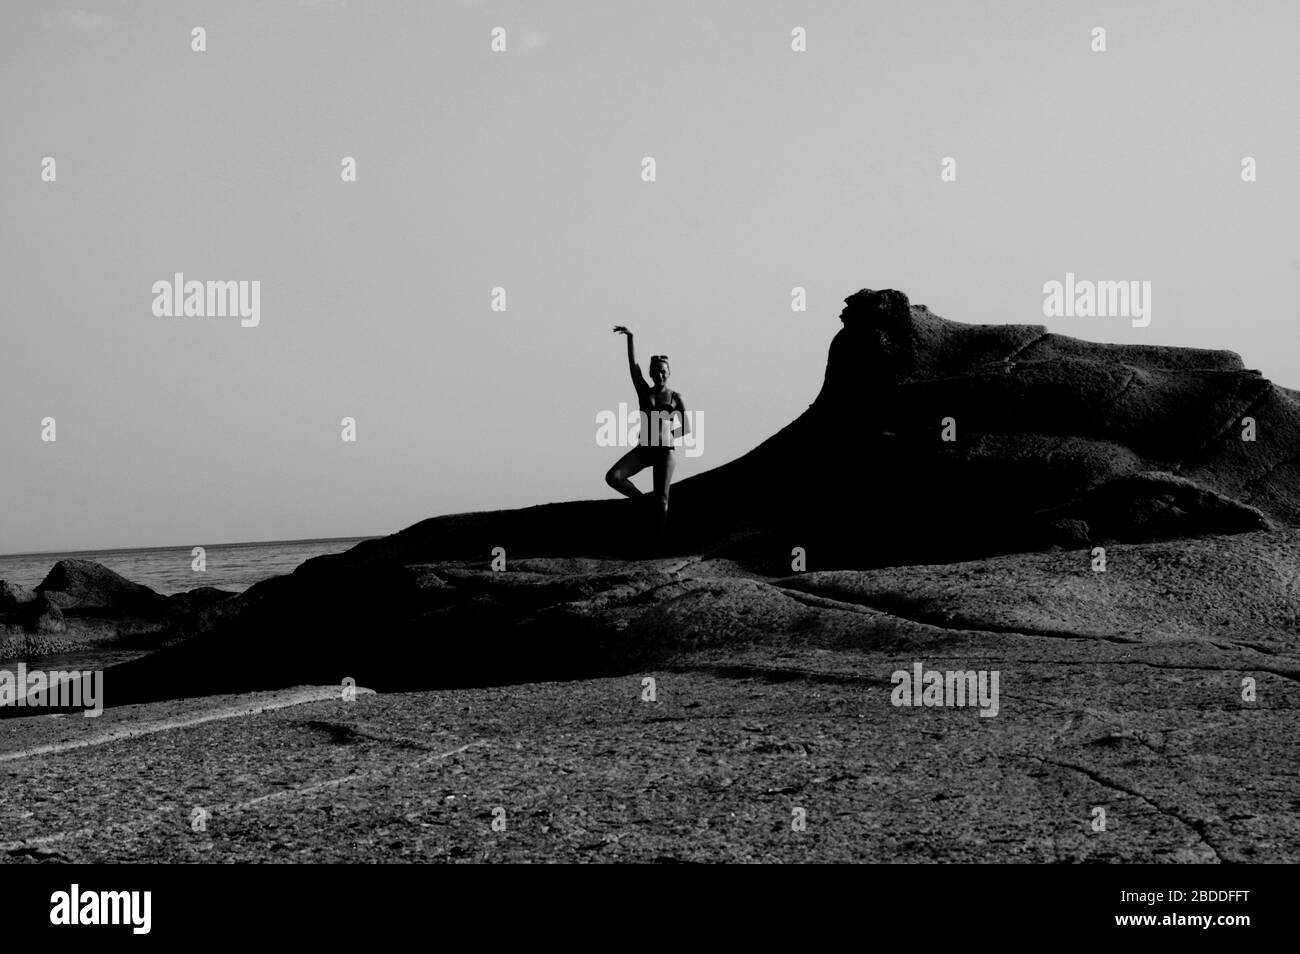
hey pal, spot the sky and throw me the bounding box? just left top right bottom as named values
left=2, top=0, right=1298, bottom=554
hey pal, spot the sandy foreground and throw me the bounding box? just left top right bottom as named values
left=1, top=635, right=1295, bottom=863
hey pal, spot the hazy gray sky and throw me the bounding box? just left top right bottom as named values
left=3, top=0, right=1297, bottom=553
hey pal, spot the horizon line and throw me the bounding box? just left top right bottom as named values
left=0, top=533, right=385, bottom=561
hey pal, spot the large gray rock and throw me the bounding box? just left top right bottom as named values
left=35, top=559, right=167, bottom=616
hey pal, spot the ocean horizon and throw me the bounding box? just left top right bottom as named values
left=0, top=536, right=379, bottom=596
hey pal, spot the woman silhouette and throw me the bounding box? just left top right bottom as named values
left=606, top=326, right=688, bottom=534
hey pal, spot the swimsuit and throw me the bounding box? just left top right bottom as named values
left=639, top=393, right=679, bottom=451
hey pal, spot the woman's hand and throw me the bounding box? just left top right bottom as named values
left=612, top=325, right=632, bottom=336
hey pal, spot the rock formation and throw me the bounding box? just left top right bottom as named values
left=288, top=288, right=1300, bottom=574
left=0, top=561, right=234, bottom=661
left=35, top=559, right=171, bottom=616
left=4, top=287, right=1292, bottom=712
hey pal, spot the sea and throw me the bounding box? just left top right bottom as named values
left=0, top=537, right=377, bottom=596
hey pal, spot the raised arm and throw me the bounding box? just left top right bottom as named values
left=612, top=325, right=649, bottom=395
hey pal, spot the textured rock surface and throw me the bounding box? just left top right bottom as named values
left=0, top=582, right=36, bottom=610
left=1, top=578, right=1296, bottom=861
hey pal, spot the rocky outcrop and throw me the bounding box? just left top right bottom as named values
left=5, top=287, right=1298, bottom=710
left=671, top=288, right=1297, bottom=569
left=290, top=288, right=1300, bottom=576
left=36, top=559, right=170, bottom=616
left=0, top=594, right=72, bottom=660
left=8, top=527, right=1295, bottom=716
left=0, top=566, right=235, bottom=661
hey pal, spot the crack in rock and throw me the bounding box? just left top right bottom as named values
left=1173, top=380, right=1275, bottom=474
left=773, top=583, right=1136, bottom=644
left=1001, top=331, right=1051, bottom=365
left=1028, top=755, right=1232, bottom=863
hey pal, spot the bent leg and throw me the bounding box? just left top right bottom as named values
left=605, top=446, right=652, bottom=498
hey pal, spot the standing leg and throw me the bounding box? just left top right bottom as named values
left=652, top=448, right=677, bottom=534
